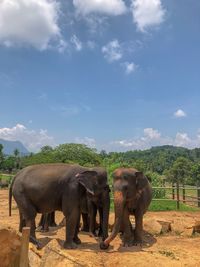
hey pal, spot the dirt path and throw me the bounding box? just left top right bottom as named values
left=1, top=189, right=200, bottom=266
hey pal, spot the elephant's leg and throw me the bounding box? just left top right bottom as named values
left=122, top=209, right=134, bottom=247
left=17, top=195, right=41, bottom=249
left=134, top=211, right=143, bottom=245
left=64, top=208, right=79, bottom=249
left=81, top=213, right=89, bottom=232
left=19, top=211, right=26, bottom=233
left=73, top=213, right=81, bottom=245
left=88, top=202, right=97, bottom=237
left=98, top=207, right=103, bottom=237
left=49, top=212, right=57, bottom=227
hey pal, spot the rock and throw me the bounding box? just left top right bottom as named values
left=40, top=239, right=87, bottom=267
left=144, top=219, right=162, bottom=235
left=29, top=249, right=41, bottom=267
left=0, top=227, right=21, bottom=267
left=157, top=220, right=171, bottom=233
left=193, top=221, right=200, bottom=233
left=59, top=217, right=66, bottom=226
left=181, top=227, right=194, bottom=237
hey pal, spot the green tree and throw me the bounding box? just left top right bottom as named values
left=191, top=163, right=200, bottom=186
left=0, top=144, right=4, bottom=169
left=169, top=157, right=192, bottom=185
left=40, top=146, right=53, bottom=154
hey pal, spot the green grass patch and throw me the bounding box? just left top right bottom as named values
left=149, top=199, right=199, bottom=211
left=0, top=174, right=13, bottom=182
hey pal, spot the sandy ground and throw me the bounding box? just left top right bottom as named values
left=1, top=189, right=200, bottom=267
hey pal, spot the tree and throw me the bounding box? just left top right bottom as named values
left=191, top=163, right=200, bottom=186
left=169, top=157, right=192, bottom=185
left=13, top=148, right=21, bottom=169
left=0, top=144, right=4, bottom=169
left=40, top=146, right=53, bottom=154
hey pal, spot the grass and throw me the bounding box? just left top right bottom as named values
left=0, top=174, right=13, bottom=182
left=110, top=198, right=199, bottom=212
left=149, top=199, right=199, bottom=211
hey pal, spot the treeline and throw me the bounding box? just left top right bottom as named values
left=1, top=143, right=200, bottom=188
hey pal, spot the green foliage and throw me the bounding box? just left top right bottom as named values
left=146, top=171, right=166, bottom=198
left=21, top=143, right=102, bottom=168
left=168, top=157, right=192, bottom=184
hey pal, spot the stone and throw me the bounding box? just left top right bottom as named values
left=40, top=239, right=86, bottom=267
left=143, top=219, right=162, bottom=235
left=0, top=227, right=21, bottom=267
left=157, top=220, right=171, bottom=233
left=193, top=221, right=200, bottom=233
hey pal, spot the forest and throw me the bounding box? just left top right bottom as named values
left=1, top=143, right=200, bottom=188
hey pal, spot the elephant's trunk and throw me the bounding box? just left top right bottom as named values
left=100, top=191, right=125, bottom=249
left=102, top=189, right=110, bottom=241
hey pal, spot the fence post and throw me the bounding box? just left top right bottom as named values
left=182, top=183, right=185, bottom=203
left=172, top=182, right=175, bottom=200
left=19, top=227, right=30, bottom=267
left=176, top=181, right=180, bottom=210
left=197, top=185, right=200, bottom=208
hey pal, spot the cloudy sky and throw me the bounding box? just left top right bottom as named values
left=0, top=0, right=200, bottom=152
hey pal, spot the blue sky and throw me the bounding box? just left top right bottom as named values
left=0, top=0, right=200, bottom=152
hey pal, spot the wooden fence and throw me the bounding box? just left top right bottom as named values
left=152, top=184, right=200, bottom=209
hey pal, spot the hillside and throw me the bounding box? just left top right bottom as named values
left=0, top=139, right=29, bottom=155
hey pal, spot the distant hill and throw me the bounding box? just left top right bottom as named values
left=0, top=139, right=29, bottom=155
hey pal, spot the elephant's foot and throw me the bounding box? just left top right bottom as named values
left=100, top=241, right=109, bottom=250
left=63, top=241, right=78, bottom=249
left=122, top=239, right=134, bottom=247
left=73, top=236, right=81, bottom=245
left=89, top=231, right=98, bottom=238
left=133, top=239, right=143, bottom=246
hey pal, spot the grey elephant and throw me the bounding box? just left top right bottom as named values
left=100, top=168, right=152, bottom=249
left=38, top=167, right=110, bottom=241
left=9, top=163, right=110, bottom=249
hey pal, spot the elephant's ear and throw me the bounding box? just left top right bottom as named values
left=76, top=171, right=98, bottom=195
left=135, top=171, right=148, bottom=190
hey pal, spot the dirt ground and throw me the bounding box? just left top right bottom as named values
left=1, top=189, right=200, bottom=267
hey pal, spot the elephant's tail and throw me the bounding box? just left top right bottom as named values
left=9, top=176, right=15, bottom=216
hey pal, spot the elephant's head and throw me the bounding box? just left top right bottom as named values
left=76, top=168, right=108, bottom=198
left=100, top=168, right=149, bottom=249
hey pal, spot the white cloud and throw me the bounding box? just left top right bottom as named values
left=102, top=39, right=122, bottom=62
left=70, top=34, right=82, bottom=51
left=174, top=109, right=187, bottom=118
left=0, top=124, right=55, bottom=152
left=74, top=137, right=96, bottom=148
left=122, top=62, right=138, bottom=74
left=0, top=0, right=64, bottom=50
left=131, top=0, right=165, bottom=32
left=174, top=132, right=191, bottom=147
left=143, top=128, right=161, bottom=140
left=73, top=0, right=127, bottom=16
left=111, top=128, right=200, bottom=151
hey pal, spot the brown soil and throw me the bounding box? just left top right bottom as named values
left=1, top=189, right=200, bottom=267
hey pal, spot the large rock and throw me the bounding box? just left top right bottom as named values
left=0, top=227, right=21, bottom=267
left=193, top=221, right=200, bottom=233
left=40, top=240, right=88, bottom=267
left=143, top=219, right=162, bottom=235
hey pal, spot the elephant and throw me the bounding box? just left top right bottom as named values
left=0, top=178, right=9, bottom=188
left=38, top=212, right=57, bottom=232
left=37, top=167, right=110, bottom=241
left=9, top=163, right=110, bottom=249
left=100, top=168, right=152, bottom=250
left=81, top=184, right=110, bottom=240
